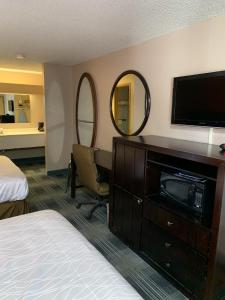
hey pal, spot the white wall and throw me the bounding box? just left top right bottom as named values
left=72, top=14, right=225, bottom=151
left=44, top=63, right=73, bottom=171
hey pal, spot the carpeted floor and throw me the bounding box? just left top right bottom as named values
left=20, top=161, right=187, bottom=300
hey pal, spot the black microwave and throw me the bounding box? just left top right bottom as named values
left=160, top=171, right=208, bottom=217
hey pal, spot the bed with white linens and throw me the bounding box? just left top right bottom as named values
left=0, top=155, right=29, bottom=219
left=0, top=209, right=143, bottom=299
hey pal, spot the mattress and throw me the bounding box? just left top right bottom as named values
left=0, top=210, right=143, bottom=300
left=0, top=155, right=28, bottom=203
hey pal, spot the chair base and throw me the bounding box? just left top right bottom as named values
left=86, top=199, right=106, bottom=220
left=75, top=194, right=108, bottom=220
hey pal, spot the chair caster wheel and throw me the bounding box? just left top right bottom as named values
left=76, top=203, right=81, bottom=209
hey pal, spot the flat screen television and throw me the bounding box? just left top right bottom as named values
left=171, top=70, right=225, bottom=128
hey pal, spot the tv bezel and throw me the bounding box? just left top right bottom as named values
left=171, top=70, right=225, bottom=128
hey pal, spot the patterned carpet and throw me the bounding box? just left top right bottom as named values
left=19, top=161, right=187, bottom=300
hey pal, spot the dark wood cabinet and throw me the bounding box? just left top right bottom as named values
left=110, top=142, right=145, bottom=250
left=109, top=135, right=225, bottom=300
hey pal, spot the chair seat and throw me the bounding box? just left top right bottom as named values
left=97, top=182, right=109, bottom=196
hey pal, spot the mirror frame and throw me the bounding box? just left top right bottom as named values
left=110, top=70, right=151, bottom=136
left=75, top=73, right=97, bottom=147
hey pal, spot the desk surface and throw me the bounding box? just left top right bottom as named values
left=95, top=149, right=112, bottom=170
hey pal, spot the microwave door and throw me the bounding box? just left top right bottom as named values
left=161, top=178, right=192, bottom=204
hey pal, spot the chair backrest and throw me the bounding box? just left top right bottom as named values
left=73, top=144, right=99, bottom=194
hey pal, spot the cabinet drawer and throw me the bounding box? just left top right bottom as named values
left=143, top=201, right=189, bottom=243
left=141, top=220, right=207, bottom=298
left=143, top=201, right=210, bottom=256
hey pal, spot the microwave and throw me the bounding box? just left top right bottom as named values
left=160, top=171, right=208, bottom=217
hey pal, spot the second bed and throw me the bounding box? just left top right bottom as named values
left=0, top=155, right=29, bottom=219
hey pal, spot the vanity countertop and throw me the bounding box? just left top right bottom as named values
left=0, top=129, right=45, bottom=150
left=0, top=129, right=45, bottom=136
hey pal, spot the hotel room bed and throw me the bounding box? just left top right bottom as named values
left=0, top=209, right=143, bottom=300
left=0, top=155, right=29, bottom=219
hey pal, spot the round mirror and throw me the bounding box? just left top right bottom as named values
left=75, top=73, right=97, bottom=147
left=110, top=70, right=151, bottom=136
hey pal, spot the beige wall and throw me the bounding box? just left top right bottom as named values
left=44, top=63, right=73, bottom=171
left=72, top=14, right=225, bottom=151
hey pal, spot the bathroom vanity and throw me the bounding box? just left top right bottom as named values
left=0, top=128, right=45, bottom=159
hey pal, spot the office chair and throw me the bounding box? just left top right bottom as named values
left=73, top=144, right=109, bottom=219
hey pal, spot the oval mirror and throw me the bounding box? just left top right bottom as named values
left=110, top=70, right=151, bottom=136
left=75, top=73, right=97, bottom=147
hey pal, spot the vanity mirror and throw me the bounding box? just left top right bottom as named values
left=75, top=73, right=97, bottom=147
left=110, top=70, right=150, bottom=136
left=0, top=94, right=31, bottom=123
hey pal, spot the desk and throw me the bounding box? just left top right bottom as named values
left=94, top=149, right=112, bottom=171
left=71, top=149, right=112, bottom=198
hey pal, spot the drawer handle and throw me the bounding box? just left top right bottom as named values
left=137, top=199, right=143, bottom=205
left=164, top=242, right=172, bottom=248
left=165, top=262, right=171, bottom=268
left=167, top=221, right=174, bottom=227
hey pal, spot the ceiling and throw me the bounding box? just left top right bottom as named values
left=0, top=0, right=225, bottom=71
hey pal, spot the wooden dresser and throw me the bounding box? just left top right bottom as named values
left=109, top=135, right=225, bottom=300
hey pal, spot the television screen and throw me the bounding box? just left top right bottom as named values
left=172, top=71, right=225, bottom=127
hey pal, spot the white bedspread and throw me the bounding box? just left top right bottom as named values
left=0, top=155, right=28, bottom=203
left=0, top=210, right=143, bottom=300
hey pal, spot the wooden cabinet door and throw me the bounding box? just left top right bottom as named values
left=110, top=185, right=143, bottom=249
left=113, top=141, right=146, bottom=197
left=110, top=186, right=132, bottom=245
left=130, top=194, right=143, bottom=250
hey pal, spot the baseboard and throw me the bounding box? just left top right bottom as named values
left=47, top=168, right=68, bottom=177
